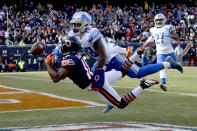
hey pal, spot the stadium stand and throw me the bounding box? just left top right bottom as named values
left=0, top=0, right=196, bottom=70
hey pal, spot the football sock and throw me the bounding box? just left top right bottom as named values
left=131, top=86, right=143, bottom=97
left=121, top=59, right=133, bottom=74
left=160, top=69, right=166, bottom=84
left=128, top=52, right=138, bottom=63
left=162, top=62, right=171, bottom=69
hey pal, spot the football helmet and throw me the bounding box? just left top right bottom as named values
left=70, top=12, right=92, bottom=36
left=154, top=13, right=166, bottom=28
left=61, top=36, right=81, bottom=54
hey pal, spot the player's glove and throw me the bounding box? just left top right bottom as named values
left=91, top=61, right=98, bottom=72
left=45, top=53, right=55, bottom=65
left=92, top=68, right=105, bottom=91
left=52, top=49, right=60, bottom=63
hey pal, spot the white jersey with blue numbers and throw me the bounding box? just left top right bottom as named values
left=150, top=25, right=174, bottom=54
left=68, top=28, right=117, bottom=64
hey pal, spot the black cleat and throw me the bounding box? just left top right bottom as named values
left=160, top=83, right=167, bottom=91
left=140, top=78, right=159, bottom=89
left=165, top=56, right=183, bottom=73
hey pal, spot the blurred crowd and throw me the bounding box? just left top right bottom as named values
left=0, top=1, right=197, bottom=46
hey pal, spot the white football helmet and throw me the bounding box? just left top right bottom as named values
left=70, top=12, right=92, bottom=36
left=154, top=13, right=166, bottom=28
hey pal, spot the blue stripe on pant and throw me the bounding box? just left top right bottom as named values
left=105, top=55, right=162, bottom=78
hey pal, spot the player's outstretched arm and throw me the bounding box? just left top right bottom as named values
left=184, top=42, right=193, bottom=55
left=93, top=40, right=106, bottom=69
left=45, top=54, right=69, bottom=83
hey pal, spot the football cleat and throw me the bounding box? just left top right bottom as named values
left=165, top=56, right=183, bottom=73
left=140, top=78, right=159, bottom=89
left=160, top=83, right=167, bottom=91
left=103, top=104, right=114, bottom=113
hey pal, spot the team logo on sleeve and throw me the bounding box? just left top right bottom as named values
left=61, top=59, right=75, bottom=66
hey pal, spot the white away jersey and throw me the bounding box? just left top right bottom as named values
left=68, top=28, right=117, bottom=64
left=150, top=25, right=174, bottom=54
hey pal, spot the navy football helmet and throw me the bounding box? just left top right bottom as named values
left=61, top=36, right=81, bottom=54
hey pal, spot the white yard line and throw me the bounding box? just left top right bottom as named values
left=0, top=106, right=100, bottom=114
left=1, top=75, right=197, bottom=97
left=0, top=99, right=21, bottom=103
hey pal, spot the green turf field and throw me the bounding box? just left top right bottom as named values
left=0, top=67, right=197, bottom=128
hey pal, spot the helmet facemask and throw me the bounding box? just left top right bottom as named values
left=70, top=12, right=91, bottom=36
left=154, top=13, right=166, bottom=28
left=155, top=18, right=165, bottom=28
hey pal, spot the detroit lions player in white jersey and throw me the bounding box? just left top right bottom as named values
left=145, top=13, right=183, bottom=91
left=66, top=12, right=183, bottom=77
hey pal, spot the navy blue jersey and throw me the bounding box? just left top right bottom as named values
left=61, top=54, right=93, bottom=89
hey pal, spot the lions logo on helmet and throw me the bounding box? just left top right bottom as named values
left=61, top=36, right=81, bottom=54
left=154, top=13, right=166, bottom=28
left=70, top=12, right=92, bottom=36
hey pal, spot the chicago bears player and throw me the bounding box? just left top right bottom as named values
left=46, top=36, right=160, bottom=113
left=53, top=12, right=183, bottom=80
left=145, top=13, right=183, bottom=91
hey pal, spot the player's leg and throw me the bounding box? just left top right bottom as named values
left=194, top=56, right=197, bottom=66
left=105, top=55, right=139, bottom=78
left=188, top=56, right=192, bottom=66
left=157, top=54, right=167, bottom=91
left=127, top=52, right=171, bottom=78
left=168, top=53, right=178, bottom=62
left=107, top=53, right=168, bottom=79
left=98, top=77, right=159, bottom=113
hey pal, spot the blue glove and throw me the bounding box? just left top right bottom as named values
left=92, top=68, right=105, bottom=91
left=52, top=49, right=61, bottom=68
left=91, top=61, right=98, bottom=72
left=52, top=49, right=60, bottom=62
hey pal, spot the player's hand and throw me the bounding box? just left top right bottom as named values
left=52, top=49, right=60, bottom=63
left=45, top=53, right=55, bottom=64
left=92, top=68, right=105, bottom=91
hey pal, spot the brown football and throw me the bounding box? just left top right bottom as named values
left=31, top=41, right=46, bottom=55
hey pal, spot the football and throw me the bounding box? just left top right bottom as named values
left=31, top=41, right=46, bottom=55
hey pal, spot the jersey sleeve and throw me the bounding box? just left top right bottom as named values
left=88, top=28, right=102, bottom=45
left=61, top=55, right=78, bottom=69
left=67, top=30, right=74, bottom=37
